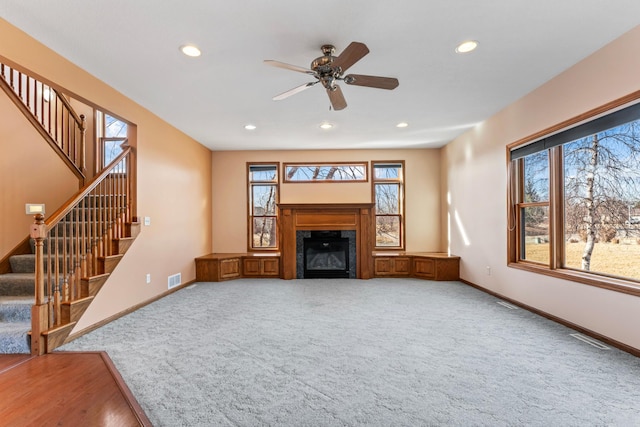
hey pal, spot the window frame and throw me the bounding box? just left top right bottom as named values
left=95, top=111, right=129, bottom=172
left=372, top=161, right=405, bottom=250
left=507, top=91, right=640, bottom=297
left=247, top=162, right=280, bottom=251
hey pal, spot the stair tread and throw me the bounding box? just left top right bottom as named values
left=0, top=296, right=34, bottom=304
left=42, top=321, right=76, bottom=335
left=0, top=273, right=34, bottom=280
left=62, top=295, right=93, bottom=305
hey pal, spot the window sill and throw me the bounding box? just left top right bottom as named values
left=508, top=262, right=640, bottom=297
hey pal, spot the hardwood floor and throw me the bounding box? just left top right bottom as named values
left=0, top=352, right=151, bottom=426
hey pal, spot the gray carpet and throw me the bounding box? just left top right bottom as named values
left=60, top=279, right=640, bottom=426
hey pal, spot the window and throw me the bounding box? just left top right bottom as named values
left=520, top=151, right=550, bottom=265
left=508, top=98, right=640, bottom=294
left=96, top=111, right=128, bottom=169
left=284, top=163, right=367, bottom=182
left=373, top=162, right=404, bottom=248
left=248, top=164, right=279, bottom=250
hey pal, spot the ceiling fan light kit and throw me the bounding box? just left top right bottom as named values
left=265, top=41, right=399, bottom=111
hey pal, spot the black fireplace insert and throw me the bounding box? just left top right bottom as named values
left=303, top=231, right=350, bottom=278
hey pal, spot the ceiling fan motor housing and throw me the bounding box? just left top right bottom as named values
left=311, top=45, right=340, bottom=89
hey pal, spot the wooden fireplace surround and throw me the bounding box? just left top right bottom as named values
left=278, top=203, right=375, bottom=279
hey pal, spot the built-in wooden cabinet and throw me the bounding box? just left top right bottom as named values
left=373, top=256, right=411, bottom=276
left=195, top=254, right=242, bottom=282
left=242, top=256, right=280, bottom=277
left=195, top=253, right=281, bottom=281
left=412, top=254, right=460, bottom=281
left=195, top=251, right=459, bottom=282
left=373, top=252, right=460, bottom=281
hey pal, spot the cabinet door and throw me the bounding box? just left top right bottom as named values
left=413, top=258, right=435, bottom=279
left=220, top=258, right=241, bottom=279
left=394, top=258, right=411, bottom=274
left=374, top=258, right=393, bottom=275
left=374, top=257, right=410, bottom=276
left=243, top=258, right=262, bottom=276
left=261, top=258, right=280, bottom=276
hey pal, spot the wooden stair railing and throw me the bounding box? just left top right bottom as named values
left=0, top=62, right=86, bottom=184
left=31, top=145, right=137, bottom=355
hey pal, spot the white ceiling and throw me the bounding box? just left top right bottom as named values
left=1, top=1, right=639, bottom=151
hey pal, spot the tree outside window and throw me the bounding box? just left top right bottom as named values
left=562, top=122, right=640, bottom=276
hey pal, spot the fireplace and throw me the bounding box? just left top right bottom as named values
left=278, top=203, right=375, bottom=279
left=303, top=231, right=350, bottom=278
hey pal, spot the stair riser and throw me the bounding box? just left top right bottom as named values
left=30, top=237, right=105, bottom=255
left=0, top=303, right=32, bottom=322
left=81, top=274, right=110, bottom=298
left=61, top=297, right=92, bottom=324
left=9, top=255, right=83, bottom=274
left=62, top=209, right=127, bottom=223
left=0, top=275, right=34, bottom=296
left=99, top=255, right=123, bottom=275
left=112, top=237, right=135, bottom=255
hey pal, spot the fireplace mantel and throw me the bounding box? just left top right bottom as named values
left=278, top=203, right=375, bottom=279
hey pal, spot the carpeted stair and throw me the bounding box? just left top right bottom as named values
left=0, top=248, right=35, bottom=353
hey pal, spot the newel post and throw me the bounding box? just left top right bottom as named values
left=30, top=214, right=48, bottom=355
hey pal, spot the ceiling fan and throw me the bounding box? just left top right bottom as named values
left=264, top=42, right=399, bottom=111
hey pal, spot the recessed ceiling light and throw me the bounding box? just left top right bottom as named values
left=455, top=40, right=478, bottom=54
left=396, top=122, right=409, bottom=128
left=244, top=124, right=257, bottom=130
left=319, top=123, right=333, bottom=130
left=180, top=44, right=201, bottom=57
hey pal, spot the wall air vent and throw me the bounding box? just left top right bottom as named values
left=168, top=273, right=181, bottom=290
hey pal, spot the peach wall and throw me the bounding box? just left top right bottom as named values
left=0, top=92, right=79, bottom=257
left=442, top=25, right=640, bottom=350
left=211, top=149, right=441, bottom=253
left=0, top=19, right=212, bottom=333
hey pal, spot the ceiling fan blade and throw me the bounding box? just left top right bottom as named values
left=273, top=81, right=318, bottom=101
left=327, top=85, right=347, bottom=111
left=344, top=74, right=399, bottom=90
left=332, top=42, right=369, bottom=73
left=264, top=60, right=316, bottom=75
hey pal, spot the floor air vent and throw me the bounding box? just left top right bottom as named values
left=496, top=300, right=519, bottom=310
left=168, top=273, right=181, bottom=290
left=570, top=333, right=609, bottom=350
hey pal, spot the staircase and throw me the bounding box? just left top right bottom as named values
left=0, top=162, right=139, bottom=354
left=0, top=61, right=138, bottom=355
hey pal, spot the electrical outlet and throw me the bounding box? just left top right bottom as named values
left=144, top=216, right=151, bottom=226
left=146, top=273, right=151, bottom=283
left=486, top=266, right=491, bottom=275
